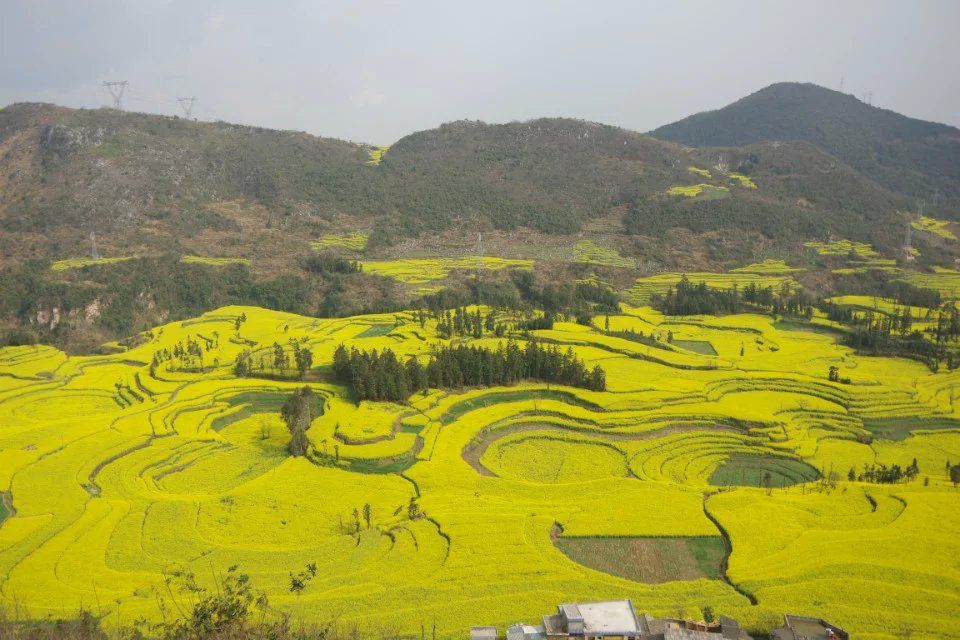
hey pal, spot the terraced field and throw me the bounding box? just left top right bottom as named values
left=359, top=257, right=533, bottom=285
left=180, top=255, right=251, bottom=266
left=50, top=256, right=136, bottom=271
left=625, top=272, right=797, bottom=304
left=312, top=232, right=370, bottom=252
left=1, top=304, right=959, bottom=638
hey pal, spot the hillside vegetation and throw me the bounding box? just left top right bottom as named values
left=4, top=95, right=958, bottom=348
left=650, top=82, right=960, bottom=209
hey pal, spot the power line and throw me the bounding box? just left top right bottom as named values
left=103, top=81, right=128, bottom=110
left=177, top=97, right=197, bottom=119
left=475, top=232, right=484, bottom=274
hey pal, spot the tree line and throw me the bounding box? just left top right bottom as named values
left=833, top=304, right=960, bottom=371
left=848, top=459, right=919, bottom=484
left=234, top=338, right=314, bottom=379
left=654, top=276, right=815, bottom=317
left=332, top=341, right=605, bottom=403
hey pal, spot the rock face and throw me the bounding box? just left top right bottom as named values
left=32, top=298, right=105, bottom=331
left=39, top=124, right=105, bottom=165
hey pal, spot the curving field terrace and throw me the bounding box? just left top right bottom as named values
left=1, top=304, right=959, bottom=638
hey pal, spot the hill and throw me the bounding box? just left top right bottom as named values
left=650, top=82, right=960, bottom=210
left=0, top=100, right=954, bottom=349
left=0, top=101, right=922, bottom=262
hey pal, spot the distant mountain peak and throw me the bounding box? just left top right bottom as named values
left=650, top=82, right=960, bottom=208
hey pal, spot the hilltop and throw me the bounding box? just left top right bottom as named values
left=650, top=82, right=960, bottom=209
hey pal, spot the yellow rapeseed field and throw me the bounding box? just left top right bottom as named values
left=360, top=257, right=533, bottom=284
left=1, top=302, right=959, bottom=639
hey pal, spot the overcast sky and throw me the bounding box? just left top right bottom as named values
left=2, top=0, right=958, bottom=145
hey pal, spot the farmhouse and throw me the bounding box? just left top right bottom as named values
left=472, top=599, right=752, bottom=640
left=771, top=615, right=848, bottom=640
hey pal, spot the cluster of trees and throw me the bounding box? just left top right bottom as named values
left=436, top=307, right=500, bottom=339
left=280, top=386, right=317, bottom=456
left=949, top=461, right=960, bottom=486
left=150, top=332, right=221, bottom=374
left=835, top=305, right=960, bottom=370
left=654, top=276, right=814, bottom=317
left=512, top=272, right=619, bottom=317
left=827, top=366, right=851, bottom=385
left=332, top=341, right=605, bottom=403
left=605, top=325, right=675, bottom=349
left=301, top=252, right=362, bottom=275
left=823, top=303, right=915, bottom=335
left=234, top=338, right=314, bottom=379
left=426, top=342, right=605, bottom=391
left=848, top=459, right=920, bottom=484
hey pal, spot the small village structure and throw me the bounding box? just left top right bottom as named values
left=470, top=600, right=752, bottom=640
left=770, top=615, right=848, bottom=640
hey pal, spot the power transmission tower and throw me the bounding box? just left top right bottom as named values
left=177, top=97, right=197, bottom=119
left=862, top=91, right=873, bottom=106
left=840, top=75, right=844, bottom=93
left=904, top=200, right=923, bottom=260
left=90, top=232, right=100, bottom=260
left=103, top=81, right=128, bottom=110
left=474, top=232, right=484, bottom=274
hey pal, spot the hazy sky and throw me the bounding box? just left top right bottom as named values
left=2, top=0, right=958, bottom=144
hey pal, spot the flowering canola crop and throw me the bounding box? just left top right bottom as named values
left=0, top=304, right=958, bottom=638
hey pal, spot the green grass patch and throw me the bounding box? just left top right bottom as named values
left=555, top=536, right=725, bottom=583
left=672, top=340, right=718, bottom=356
left=709, top=453, right=819, bottom=488
left=0, top=493, right=10, bottom=525
left=356, top=324, right=395, bottom=338
left=861, top=416, right=960, bottom=441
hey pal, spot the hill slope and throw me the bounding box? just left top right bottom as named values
left=650, top=82, right=960, bottom=210
left=0, top=102, right=919, bottom=262
left=0, top=100, right=954, bottom=348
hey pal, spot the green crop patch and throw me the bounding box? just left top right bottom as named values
left=673, top=340, right=718, bottom=356
left=709, top=453, right=820, bottom=488
left=555, top=536, right=725, bottom=583
left=210, top=391, right=324, bottom=432
left=861, top=416, right=960, bottom=441
left=357, top=323, right=395, bottom=338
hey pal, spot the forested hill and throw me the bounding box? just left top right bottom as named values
left=0, top=98, right=956, bottom=349
left=0, top=101, right=921, bottom=265
left=650, top=82, right=960, bottom=209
